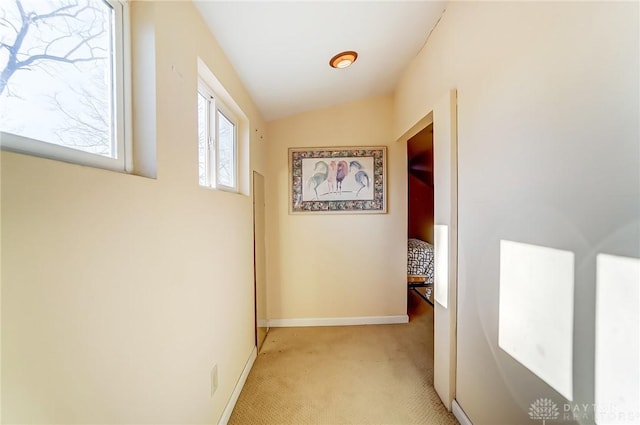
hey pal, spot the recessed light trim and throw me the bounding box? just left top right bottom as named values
left=329, top=51, right=358, bottom=69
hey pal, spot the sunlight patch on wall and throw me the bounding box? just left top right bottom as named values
left=434, top=224, right=449, bottom=308
left=499, top=240, right=574, bottom=401
left=595, top=254, right=640, bottom=425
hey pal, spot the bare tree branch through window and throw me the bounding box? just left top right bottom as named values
left=0, top=0, right=115, bottom=157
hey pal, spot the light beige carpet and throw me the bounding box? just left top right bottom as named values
left=229, top=290, right=458, bottom=425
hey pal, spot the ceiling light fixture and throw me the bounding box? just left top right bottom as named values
left=329, top=51, right=358, bottom=69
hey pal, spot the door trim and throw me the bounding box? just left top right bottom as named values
left=252, top=171, right=268, bottom=350
left=397, top=89, right=458, bottom=409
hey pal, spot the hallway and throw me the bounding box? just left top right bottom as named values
left=229, top=290, right=457, bottom=424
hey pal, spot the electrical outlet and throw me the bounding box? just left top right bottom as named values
left=211, top=364, right=218, bottom=397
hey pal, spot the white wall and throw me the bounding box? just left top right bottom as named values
left=395, top=2, right=639, bottom=424
left=1, top=2, right=267, bottom=423
left=266, top=95, right=408, bottom=321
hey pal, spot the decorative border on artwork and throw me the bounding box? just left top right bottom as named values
left=289, top=146, right=387, bottom=214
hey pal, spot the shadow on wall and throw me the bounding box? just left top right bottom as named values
left=407, top=124, right=434, bottom=244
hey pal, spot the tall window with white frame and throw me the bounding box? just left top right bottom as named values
left=0, top=0, right=130, bottom=172
left=197, top=82, right=238, bottom=192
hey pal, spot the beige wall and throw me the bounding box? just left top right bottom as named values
left=395, top=2, right=639, bottom=424
left=266, top=95, right=408, bottom=320
left=1, top=1, right=267, bottom=423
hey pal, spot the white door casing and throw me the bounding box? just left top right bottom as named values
left=432, top=89, right=458, bottom=409
left=398, top=89, right=458, bottom=410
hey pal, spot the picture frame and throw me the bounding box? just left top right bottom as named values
left=289, top=146, right=387, bottom=214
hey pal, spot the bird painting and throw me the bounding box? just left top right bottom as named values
left=335, top=160, right=349, bottom=194
left=327, top=160, right=337, bottom=194
left=293, top=147, right=385, bottom=212
left=349, top=160, right=370, bottom=196
left=307, top=160, right=329, bottom=199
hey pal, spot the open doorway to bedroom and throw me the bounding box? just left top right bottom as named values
left=407, top=123, right=435, bottom=306
left=405, top=122, right=437, bottom=402
left=400, top=90, right=457, bottom=411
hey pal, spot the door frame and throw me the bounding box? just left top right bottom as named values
left=252, top=171, right=268, bottom=350
left=398, top=89, right=458, bottom=409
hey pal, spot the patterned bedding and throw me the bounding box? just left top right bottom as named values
left=407, top=238, right=434, bottom=284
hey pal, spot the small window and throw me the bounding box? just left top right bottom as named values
left=197, top=82, right=238, bottom=192
left=0, top=0, right=130, bottom=172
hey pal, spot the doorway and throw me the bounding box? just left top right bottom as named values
left=253, top=171, right=268, bottom=351
left=407, top=124, right=435, bottom=304
left=399, top=89, right=458, bottom=411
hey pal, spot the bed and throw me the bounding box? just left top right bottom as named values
left=407, top=238, right=434, bottom=305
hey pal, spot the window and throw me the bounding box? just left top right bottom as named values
left=0, top=0, right=130, bottom=172
left=197, top=81, right=238, bottom=192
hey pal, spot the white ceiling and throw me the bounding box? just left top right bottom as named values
left=194, top=1, right=447, bottom=122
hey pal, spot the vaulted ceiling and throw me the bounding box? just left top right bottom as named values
left=194, top=1, right=447, bottom=122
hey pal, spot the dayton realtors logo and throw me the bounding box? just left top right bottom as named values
left=529, top=398, right=559, bottom=425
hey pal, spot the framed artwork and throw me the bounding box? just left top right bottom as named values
left=289, top=146, right=387, bottom=214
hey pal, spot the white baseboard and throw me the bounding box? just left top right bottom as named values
left=218, top=346, right=257, bottom=425
left=269, top=315, right=409, bottom=327
left=453, top=399, right=473, bottom=425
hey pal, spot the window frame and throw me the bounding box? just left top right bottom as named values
left=0, top=0, right=132, bottom=173
left=197, top=80, right=238, bottom=193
